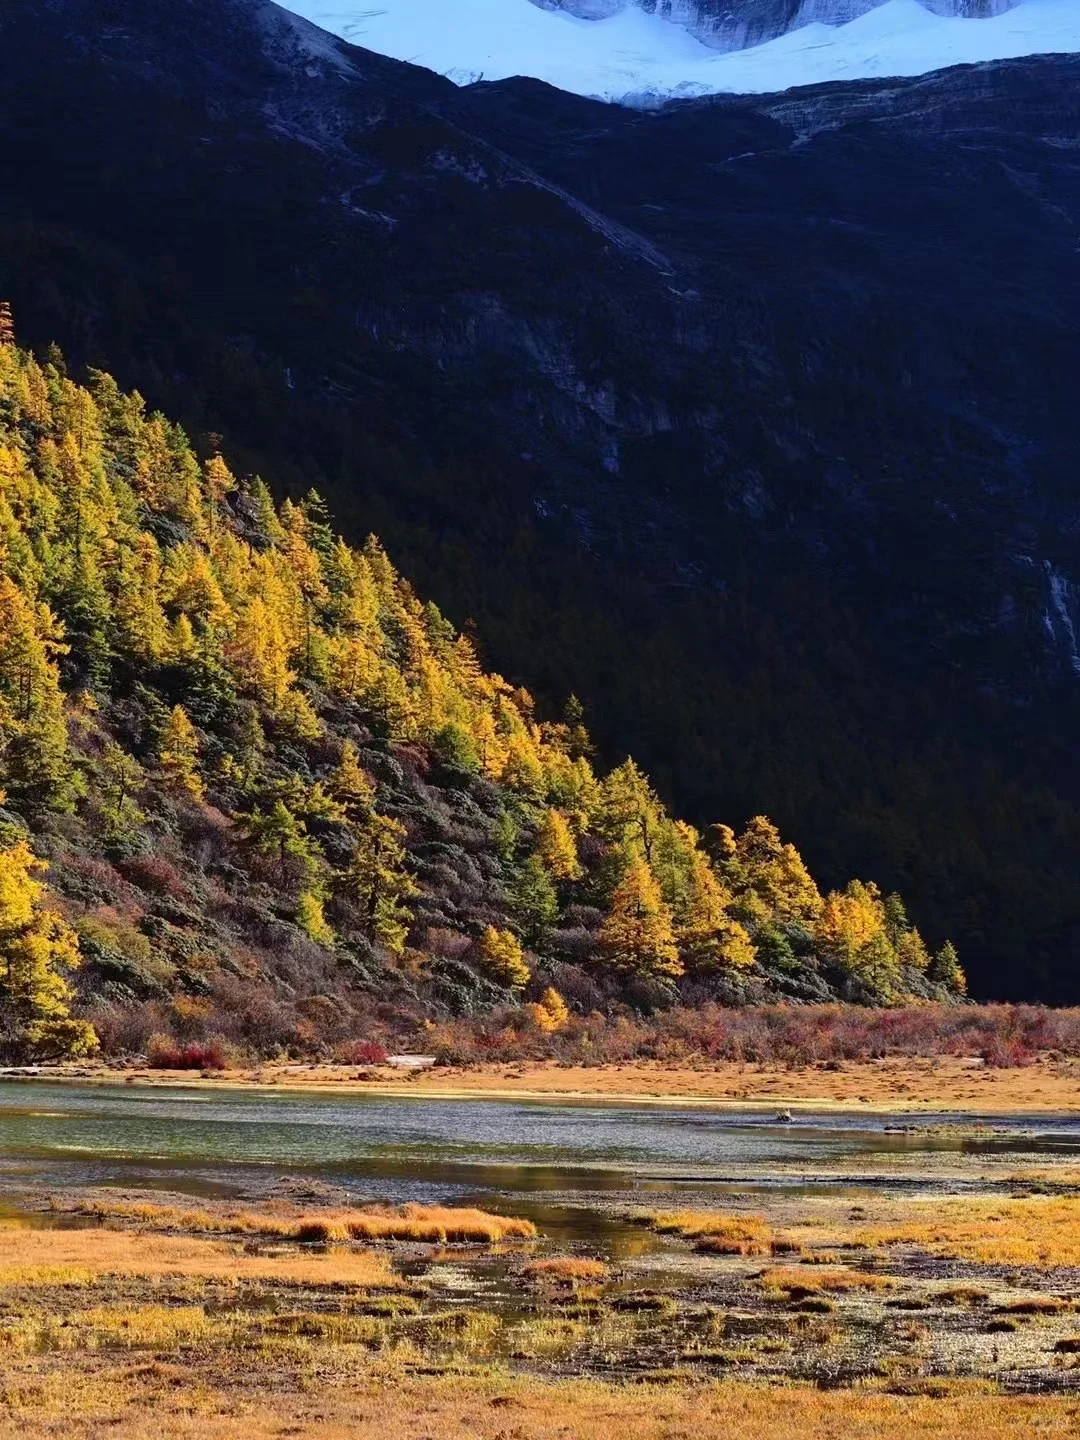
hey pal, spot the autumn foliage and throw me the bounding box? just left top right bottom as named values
left=0, top=329, right=965, bottom=1059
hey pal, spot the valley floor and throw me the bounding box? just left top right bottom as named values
left=48, top=1054, right=1080, bottom=1114
left=4, top=1363, right=1078, bottom=1440
left=4, top=1175, right=1080, bottom=1439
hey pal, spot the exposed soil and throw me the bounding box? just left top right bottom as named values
left=40, top=1054, right=1080, bottom=1115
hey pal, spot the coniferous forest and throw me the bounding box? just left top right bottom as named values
left=5, top=0, right=1080, bottom=1011
left=0, top=321, right=967, bottom=1062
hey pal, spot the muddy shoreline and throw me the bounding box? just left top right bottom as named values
left=24, top=1053, right=1080, bottom=1117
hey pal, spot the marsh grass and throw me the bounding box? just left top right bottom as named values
left=70, top=1199, right=536, bottom=1245
left=522, top=1257, right=608, bottom=1283
left=640, top=1212, right=791, bottom=1257
left=757, top=1267, right=895, bottom=1301
left=506, top=1316, right=589, bottom=1357
left=397, top=1308, right=502, bottom=1355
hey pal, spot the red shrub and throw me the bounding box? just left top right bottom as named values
left=146, top=1037, right=228, bottom=1071
left=335, top=1040, right=389, bottom=1065
left=118, top=853, right=189, bottom=900
left=980, top=1036, right=1036, bottom=1069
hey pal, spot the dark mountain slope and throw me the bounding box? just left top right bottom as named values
left=0, top=0, right=1078, bottom=996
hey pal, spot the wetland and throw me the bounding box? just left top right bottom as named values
left=2, top=1080, right=1080, bottom=1438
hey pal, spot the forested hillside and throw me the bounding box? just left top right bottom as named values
left=0, top=325, right=964, bottom=1060
left=1, top=0, right=1077, bottom=1003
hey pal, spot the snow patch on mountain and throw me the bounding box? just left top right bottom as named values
left=280, top=0, right=1080, bottom=101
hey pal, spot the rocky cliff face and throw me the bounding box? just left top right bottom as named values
left=535, top=0, right=1020, bottom=51
left=0, top=0, right=1078, bottom=996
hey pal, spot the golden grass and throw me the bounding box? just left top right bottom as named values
left=522, top=1257, right=608, bottom=1282
left=836, top=1196, right=1080, bottom=1268
left=642, top=1211, right=801, bottom=1257
left=1, top=1363, right=1079, bottom=1440
left=71, top=1199, right=536, bottom=1244
left=0, top=1223, right=401, bottom=1289
left=758, top=1266, right=895, bottom=1299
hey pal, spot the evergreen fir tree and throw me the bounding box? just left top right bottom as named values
left=928, top=940, right=966, bottom=995
left=336, top=810, right=417, bottom=955
left=511, top=854, right=559, bottom=941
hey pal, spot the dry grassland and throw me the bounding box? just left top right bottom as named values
left=1, top=1362, right=1078, bottom=1440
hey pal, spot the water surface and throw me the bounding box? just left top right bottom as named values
left=0, top=1081, right=1076, bottom=1212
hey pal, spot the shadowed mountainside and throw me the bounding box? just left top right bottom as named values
left=0, top=0, right=1078, bottom=996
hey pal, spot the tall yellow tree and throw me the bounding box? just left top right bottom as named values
left=159, top=705, right=203, bottom=800
left=599, top=855, right=682, bottom=980
left=677, top=848, right=756, bottom=974
left=535, top=809, right=583, bottom=881
left=0, top=577, right=74, bottom=811
left=0, top=841, right=97, bottom=1058
left=476, top=926, right=530, bottom=990
left=723, top=816, right=823, bottom=925
left=329, top=739, right=376, bottom=822
left=817, top=880, right=904, bottom=998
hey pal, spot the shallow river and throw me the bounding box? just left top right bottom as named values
left=1, top=1081, right=1078, bottom=1208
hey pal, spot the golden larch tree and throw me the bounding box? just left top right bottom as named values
left=599, top=855, right=682, bottom=979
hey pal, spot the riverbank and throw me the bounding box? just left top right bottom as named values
left=37, top=1054, right=1080, bottom=1114
left=4, top=1179, right=1080, bottom=1440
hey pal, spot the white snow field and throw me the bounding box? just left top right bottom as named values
left=280, top=0, right=1080, bottom=101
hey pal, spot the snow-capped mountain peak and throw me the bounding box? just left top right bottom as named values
left=279, top=0, right=1080, bottom=102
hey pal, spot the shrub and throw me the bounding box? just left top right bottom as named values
left=146, top=1034, right=228, bottom=1070
left=118, top=853, right=189, bottom=901
left=336, top=1039, right=389, bottom=1065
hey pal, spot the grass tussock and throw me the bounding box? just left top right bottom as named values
left=938, top=1286, right=990, bottom=1307
left=994, top=1297, right=1072, bottom=1317
left=71, top=1199, right=536, bottom=1245
left=758, top=1266, right=895, bottom=1300
left=522, top=1257, right=608, bottom=1283
left=642, top=1212, right=781, bottom=1257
